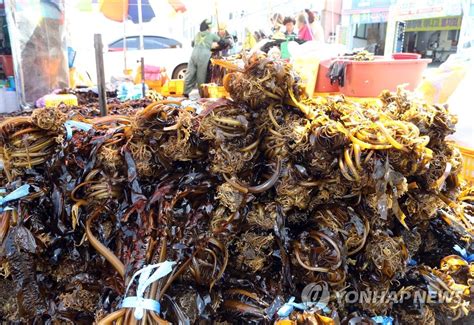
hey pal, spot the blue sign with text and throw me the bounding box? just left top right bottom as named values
left=351, top=0, right=395, bottom=9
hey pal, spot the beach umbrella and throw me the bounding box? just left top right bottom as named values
left=99, top=0, right=155, bottom=23
left=98, top=0, right=155, bottom=95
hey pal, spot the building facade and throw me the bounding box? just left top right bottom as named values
left=340, top=0, right=466, bottom=62
left=321, top=0, right=343, bottom=43
left=341, top=0, right=394, bottom=54
left=395, top=0, right=463, bottom=62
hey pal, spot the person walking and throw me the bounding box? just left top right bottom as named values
left=305, top=9, right=324, bottom=42
left=184, top=19, right=220, bottom=97
left=296, top=12, right=313, bottom=42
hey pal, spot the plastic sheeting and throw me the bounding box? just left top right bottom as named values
left=5, top=0, right=69, bottom=108
left=447, top=59, right=474, bottom=147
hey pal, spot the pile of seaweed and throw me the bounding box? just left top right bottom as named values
left=0, top=54, right=472, bottom=324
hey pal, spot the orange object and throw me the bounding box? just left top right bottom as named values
left=99, top=0, right=128, bottom=22
left=146, top=80, right=163, bottom=91
left=275, top=320, right=295, bottom=325
left=454, top=144, right=474, bottom=184
left=339, top=58, right=431, bottom=97
left=392, top=53, right=421, bottom=60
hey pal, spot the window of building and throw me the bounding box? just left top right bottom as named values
left=354, top=24, right=368, bottom=39
left=448, top=29, right=459, bottom=41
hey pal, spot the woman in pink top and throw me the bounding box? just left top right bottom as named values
left=297, top=13, right=313, bottom=41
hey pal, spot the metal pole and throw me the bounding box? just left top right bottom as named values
left=137, top=0, right=145, bottom=97
left=123, top=0, right=127, bottom=73
left=94, top=34, right=107, bottom=116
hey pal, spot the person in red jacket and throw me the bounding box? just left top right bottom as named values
left=296, top=12, right=313, bottom=42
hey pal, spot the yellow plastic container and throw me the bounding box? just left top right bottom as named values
left=161, top=79, right=184, bottom=96
left=217, top=86, right=228, bottom=98
left=200, top=84, right=228, bottom=98
left=44, top=94, right=78, bottom=107
left=207, top=85, right=228, bottom=98
left=145, top=80, right=163, bottom=92
left=454, top=144, right=474, bottom=184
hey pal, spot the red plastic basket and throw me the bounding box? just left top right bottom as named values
left=339, top=58, right=431, bottom=97
left=392, top=53, right=421, bottom=60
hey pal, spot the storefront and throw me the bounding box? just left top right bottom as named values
left=403, top=16, right=462, bottom=61
left=392, top=0, right=463, bottom=63
left=341, top=0, right=395, bottom=55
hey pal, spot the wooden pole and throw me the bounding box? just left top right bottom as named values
left=94, top=34, right=107, bottom=116
left=138, top=0, right=146, bottom=97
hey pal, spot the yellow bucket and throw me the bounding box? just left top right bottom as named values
left=161, top=79, right=184, bottom=96
left=44, top=94, right=78, bottom=107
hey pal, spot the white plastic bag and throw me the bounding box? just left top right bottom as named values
left=447, top=62, right=474, bottom=147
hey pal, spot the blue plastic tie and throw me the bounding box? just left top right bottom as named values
left=372, top=316, right=393, bottom=325
left=0, top=184, right=31, bottom=212
left=121, top=261, right=175, bottom=320
left=0, top=184, right=30, bottom=205
left=64, top=120, right=93, bottom=140
left=121, top=297, right=161, bottom=314
left=408, top=258, right=418, bottom=266
left=277, top=296, right=308, bottom=318
left=454, top=244, right=474, bottom=263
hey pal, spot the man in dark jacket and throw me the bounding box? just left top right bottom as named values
left=215, top=23, right=234, bottom=57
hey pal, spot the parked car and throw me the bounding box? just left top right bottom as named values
left=104, top=35, right=191, bottom=80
